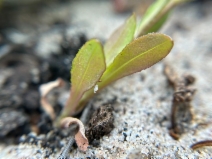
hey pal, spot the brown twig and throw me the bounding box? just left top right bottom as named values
left=191, top=140, right=212, bottom=149
left=60, top=117, right=89, bottom=151
left=164, top=64, right=196, bottom=139
left=39, top=78, right=64, bottom=120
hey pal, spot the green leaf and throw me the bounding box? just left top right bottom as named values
left=71, top=39, right=105, bottom=92
left=76, top=33, right=174, bottom=113
left=141, top=0, right=192, bottom=34
left=62, top=39, right=106, bottom=116
left=100, top=33, right=173, bottom=86
left=104, top=14, right=136, bottom=67
left=147, top=12, right=169, bottom=33
left=136, top=0, right=170, bottom=36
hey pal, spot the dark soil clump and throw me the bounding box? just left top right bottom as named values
left=0, top=32, right=87, bottom=146
left=86, top=104, right=114, bottom=143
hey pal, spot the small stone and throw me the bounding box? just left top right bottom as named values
left=123, top=128, right=128, bottom=131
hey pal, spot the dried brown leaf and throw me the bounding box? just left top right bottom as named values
left=61, top=117, right=89, bottom=151
left=39, top=78, right=64, bottom=120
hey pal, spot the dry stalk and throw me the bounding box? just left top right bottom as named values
left=164, top=64, right=196, bottom=139
left=39, top=78, right=64, bottom=120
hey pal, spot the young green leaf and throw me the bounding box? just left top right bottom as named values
left=76, top=33, right=174, bottom=113
left=104, top=14, right=136, bottom=67
left=60, top=39, right=106, bottom=118
left=100, top=33, right=174, bottom=87
left=135, top=0, right=169, bottom=37
left=146, top=12, right=169, bottom=34
left=136, top=0, right=190, bottom=37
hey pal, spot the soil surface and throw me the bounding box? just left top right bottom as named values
left=0, top=0, right=212, bottom=159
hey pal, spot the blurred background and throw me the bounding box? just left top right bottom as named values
left=0, top=0, right=211, bottom=157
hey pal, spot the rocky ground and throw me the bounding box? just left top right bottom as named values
left=0, top=0, right=212, bottom=158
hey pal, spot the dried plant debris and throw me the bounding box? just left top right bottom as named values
left=39, top=78, right=65, bottom=120
left=164, top=65, right=196, bottom=139
left=85, top=104, right=114, bottom=143
left=60, top=117, right=89, bottom=151
left=57, top=136, right=75, bottom=159
left=191, top=140, right=212, bottom=150
left=57, top=104, right=93, bottom=158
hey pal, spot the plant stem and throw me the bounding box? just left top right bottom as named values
left=55, top=90, right=82, bottom=126
left=73, top=73, right=113, bottom=114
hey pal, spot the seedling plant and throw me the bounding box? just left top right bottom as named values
left=48, top=0, right=190, bottom=152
